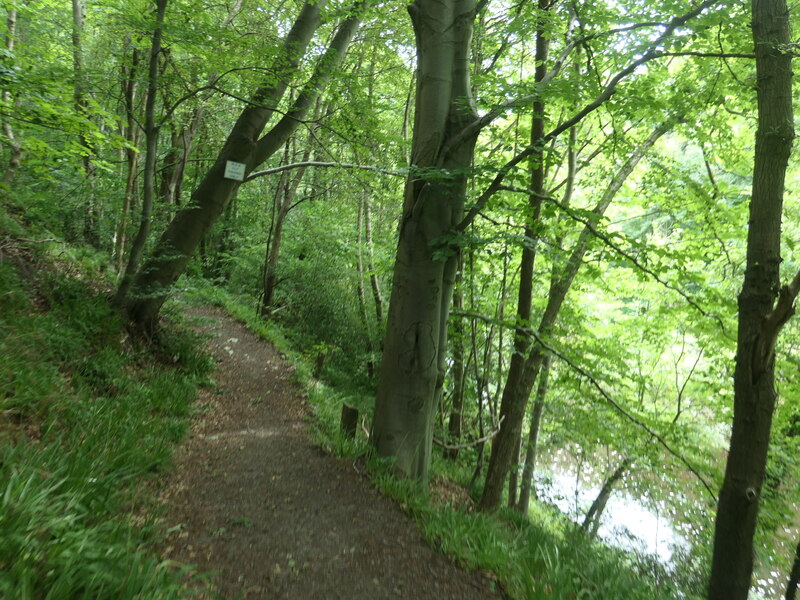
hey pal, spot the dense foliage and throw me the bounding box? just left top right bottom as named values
left=3, top=0, right=800, bottom=597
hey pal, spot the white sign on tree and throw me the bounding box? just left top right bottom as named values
left=224, top=161, right=246, bottom=181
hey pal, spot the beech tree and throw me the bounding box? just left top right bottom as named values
left=370, top=0, right=480, bottom=480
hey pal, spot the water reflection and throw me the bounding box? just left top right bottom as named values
left=535, top=467, right=686, bottom=562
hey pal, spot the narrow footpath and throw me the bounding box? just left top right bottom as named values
left=159, top=305, right=504, bottom=599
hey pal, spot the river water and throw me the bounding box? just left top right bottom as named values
left=534, top=464, right=686, bottom=562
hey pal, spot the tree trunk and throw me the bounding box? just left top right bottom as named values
left=159, top=118, right=197, bottom=206
left=113, top=0, right=167, bottom=306
left=479, top=0, right=550, bottom=511
left=708, top=0, right=795, bottom=595
left=444, top=265, right=465, bottom=460
left=363, top=195, right=384, bottom=325
left=113, top=46, right=141, bottom=271
left=71, top=0, right=99, bottom=247
left=124, top=0, right=363, bottom=332
left=371, top=0, right=479, bottom=482
left=356, top=196, right=378, bottom=378
left=516, top=352, right=552, bottom=512
left=507, top=435, right=521, bottom=508
left=581, top=457, right=632, bottom=536
left=2, top=8, right=21, bottom=187
left=261, top=112, right=317, bottom=315
left=261, top=146, right=294, bottom=314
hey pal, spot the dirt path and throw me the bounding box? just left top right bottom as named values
left=159, top=306, right=504, bottom=599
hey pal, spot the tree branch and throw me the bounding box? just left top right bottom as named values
left=754, top=269, right=800, bottom=377
left=245, top=160, right=403, bottom=181
left=494, top=183, right=731, bottom=336
left=433, top=416, right=504, bottom=450
left=453, top=0, right=720, bottom=230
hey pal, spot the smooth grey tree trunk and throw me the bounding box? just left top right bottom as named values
left=708, top=0, right=796, bottom=595
left=371, top=0, right=479, bottom=482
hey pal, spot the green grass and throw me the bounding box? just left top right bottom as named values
left=0, top=257, right=213, bottom=599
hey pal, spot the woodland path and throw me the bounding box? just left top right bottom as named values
left=159, top=305, right=505, bottom=599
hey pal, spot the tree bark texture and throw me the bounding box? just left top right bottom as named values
left=444, top=266, right=466, bottom=460
left=708, top=0, right=794, bottom=595
left=371, top=0, right=479, bottom=482
left=356, top=196, right=378, bottom=378
left=262, top=144, right=310, bottom=314
left=124, top=0, right=363, bottom=332
left=71, top=0, right=99, bottom=246
left=114, top=47, right=141, bottom=272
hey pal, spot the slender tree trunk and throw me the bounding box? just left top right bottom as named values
left=261, top=114, right=317, bottom=315
left=708, top=0, right=795, bottom=595
left=581, top=457, right=631, bottom=536
left=479, top=0, right=551, bottom=510
left=507, top=436, right=522, bottom=508
left=113, top=46, right=141, bottom=271
left=363, top=196, right=384, bottom=325
left=785, top=535, right=800, bottom=600
left=159, top=120, right=195, bottom=206
left=2, top=7, right=21, bottom=186
left=371, top=0, right=480, bottom=482
left=517, top=352, right=552, bottom=511
left=113, top=0, right=167, bottom=306
left=356, top=197, right=377, bottom=377
left=445, top=266, right=466, bottom=460
left=71, top=0, right=99, bottom=246
left=261, top=146, right=294, bottom=313
left=125, top=0, right=363, bottom=332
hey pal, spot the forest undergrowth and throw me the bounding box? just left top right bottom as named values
left=0, top=217, right=213, bottom=598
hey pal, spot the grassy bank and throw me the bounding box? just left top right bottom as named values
left=0, top=240, right=212, bottom=599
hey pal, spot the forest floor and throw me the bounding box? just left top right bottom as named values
left=157, top=305, right=505, bottom=599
